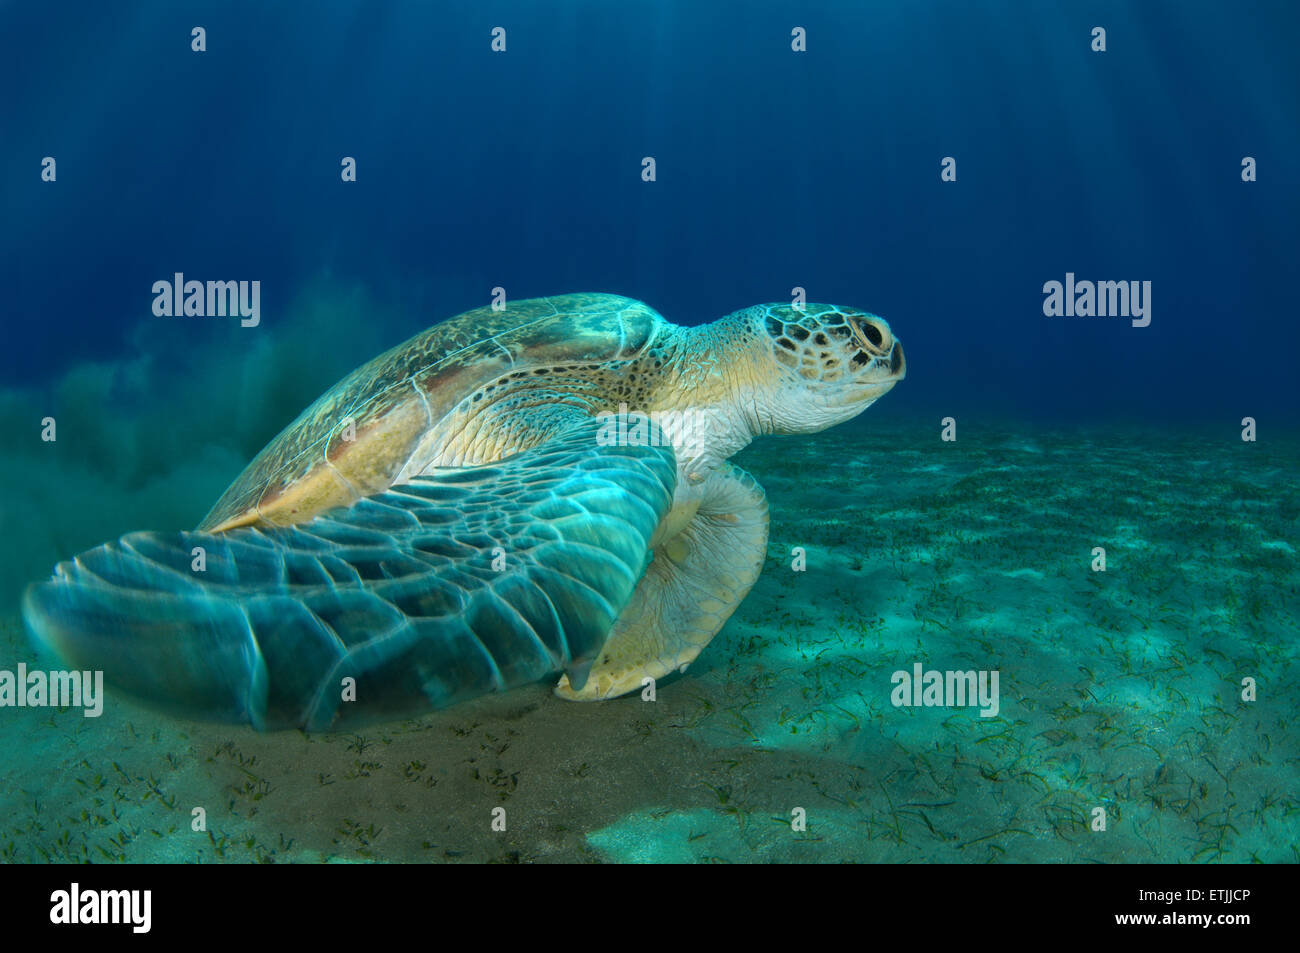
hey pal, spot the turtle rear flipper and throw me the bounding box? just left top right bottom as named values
left=22, top=418, right=675, bottom=730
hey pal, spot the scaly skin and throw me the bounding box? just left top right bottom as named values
left=201, top=294, right=667, bottom=530
left=617, top=302, right=906, bottom=482
left=201, top=294, right=906, bottom=704
left=541, top=301, right=907, bottom=701
left=421, top=301, right=907, bottom=494
left=203, top=296, right=904, bottom=535
left=25, top=295, right=906, bottom=724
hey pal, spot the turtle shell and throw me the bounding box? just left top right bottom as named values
left=199, top=293, right=666, bottom=532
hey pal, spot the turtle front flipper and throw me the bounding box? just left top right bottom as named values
left=554, top=462, right=769, bottom=701
left=22, top=418, right=675, bottom=731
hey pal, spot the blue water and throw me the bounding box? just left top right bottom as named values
left=4, top=0, right=1297, bottom=421
left=0, top=1, right=1296, bottom=864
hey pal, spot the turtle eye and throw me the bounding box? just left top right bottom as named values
left=851, top=318, right=883, bottom=349
left=849, top=317, right=886, bottom=354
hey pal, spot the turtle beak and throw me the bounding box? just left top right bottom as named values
left=888, top=339, right=906, bottom=379
left=849, top=316, right=905, bottom=382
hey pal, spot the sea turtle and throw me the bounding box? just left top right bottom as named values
left=23, top=294, right=905, bottom=730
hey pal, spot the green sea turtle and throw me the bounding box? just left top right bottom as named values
left=23, top=294, right=905, bottom=730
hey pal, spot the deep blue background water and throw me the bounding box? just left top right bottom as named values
left=3, top=0, right=1297, bottom=423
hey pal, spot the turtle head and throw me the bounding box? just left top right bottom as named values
left=748, top=303, right=905, bottom=435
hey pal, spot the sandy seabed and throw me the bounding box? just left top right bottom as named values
left=1, top=419, right=1296, bottom=863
